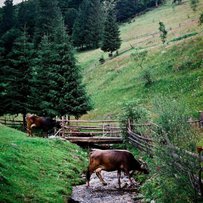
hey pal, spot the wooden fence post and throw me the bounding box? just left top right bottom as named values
left=62, top=116, right=65, bottom=137
left=197, top=146, right=203, bottom=197
left=128, top=119, right=131, bottom=131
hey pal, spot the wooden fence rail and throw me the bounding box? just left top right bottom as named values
left=0, top=118, right=23, bottom=127
left=126, top=120, right=203, bottom=198
left=57, top=118, right=121, bottom=137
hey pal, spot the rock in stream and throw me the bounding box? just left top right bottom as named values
left=70, top=171, right=142, bottom=203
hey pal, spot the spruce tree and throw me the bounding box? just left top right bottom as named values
left=29, top=4, right=92, bottom=118
left=2, top=31, right=34, bottom=126
left=28, top=35, right=53, bottom=116
left=72, top=0, right=104, bottom=49
left=33, top=0, right=60, bottom=47
left=0, top=28, right=21, bottom=116
left=101, top=8, right=121, bottom=56
left=16, top=0, right=36, bottom=38
left=86, top=0, right=104, bottom=48
left=0, top=0, right=15, bottom=37
left=49, top=10, right=92, bottom=117
left=72, top=0, right=89, bottom=49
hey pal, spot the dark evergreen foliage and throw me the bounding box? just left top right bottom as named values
left=0, top=0, right=15, bottom=37
left=33, top=0, right=60, bottom=47
left=16, top=0, right=37, bottom=38
left=29, top=7, right=92, bottom=118
left=0, top=31, right=34, bottom=118
left=64, top=8, right=78, bottom=34
left=116, top=0, right=164, bottom=22
left=101, top=9, right=121, bottom=55
left=72, top=0, right=104, bottom=49
left=159, top=21, right=167, bottom=44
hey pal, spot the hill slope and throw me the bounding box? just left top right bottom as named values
left=78, top=0, right=203, bottom=119
left=0, top=125, right=88, bottom=202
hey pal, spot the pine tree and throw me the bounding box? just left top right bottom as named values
left=16, top=0, right=37, bottom=38
left=49, top=11, right=92, bottom=117
left=101, top=8, right=121, bottom=56
left=1, top=31, right=34, bottom=126
left=85, top=0, right=104, bottom=48
left=72, top=0, right=104, bottom=49
left=0, top=0, right=15, bottom=37
left=29, top=5, right=92, bottom=118
left=28, top=35, right=53, bottom=116
left=72, top=0, right=89, bottom=49
left=0, top=28, right=21, bottom=116
left=33, top=0, right=60, bottom=47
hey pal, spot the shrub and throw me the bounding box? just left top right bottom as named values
left=119, top=100, right=149, bottom=141
left=141, top=97, right=201, bottom=202
left=131, top=50, right=148, bottom=69
left=141, top=69, right=154, bottom=87
left=159, top=22, right=167, bottom=44
left=199, top=12, right=203, bottom=25
left=99, top=55, right=105, bottom=64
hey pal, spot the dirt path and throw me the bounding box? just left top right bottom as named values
left=70, top=171, right=142, bottom=203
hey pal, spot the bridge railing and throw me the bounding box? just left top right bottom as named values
left=56, top=118, right=122, bottom=137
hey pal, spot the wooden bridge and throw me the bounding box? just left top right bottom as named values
left=55, top=118, right=123, bottom=145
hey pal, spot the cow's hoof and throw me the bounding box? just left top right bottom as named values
left=103, top=182, right=107, bottom=186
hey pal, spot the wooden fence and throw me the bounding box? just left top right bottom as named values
left=127, top=121, right=154, bottom=156
left=0, top=118, right=23, bottom=128
left=56, top=118, right=122, bottom=137
left=127, top=120, right=203, bottom=198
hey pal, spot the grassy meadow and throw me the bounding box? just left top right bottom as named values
left=77, top=0, right=203, bottom=120
left=0, top=125, right=88, bottom=202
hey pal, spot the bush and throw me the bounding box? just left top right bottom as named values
left=141, top=97, right=201, bottom=202
left=199, top=12, right=203, bottom=25
left=141, top=69, right=154, bottom=87
left=119, top=100, right=149, bottom=141
left=99, top=55, right=105, bottom=64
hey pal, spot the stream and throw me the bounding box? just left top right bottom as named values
left=69, top=171, right=143, bottom=203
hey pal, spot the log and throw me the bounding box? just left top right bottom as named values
left=63, top=136, right=123, bottom=144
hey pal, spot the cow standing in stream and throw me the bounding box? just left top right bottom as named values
left=86, top=149, right=149, bottom=188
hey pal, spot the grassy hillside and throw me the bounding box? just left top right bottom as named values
left=0, top=125, right=88, bottom=202
left=77, top=0, right=203, bottom=119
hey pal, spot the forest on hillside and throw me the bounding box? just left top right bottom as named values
left=0, top=0, right=166, bottom=122
left=1, top=0, right=203, bottom=202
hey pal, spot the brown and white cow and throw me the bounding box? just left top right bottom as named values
left=86, top=149, right=149, bottom=188
left=26, top=114, right=60, bottom=137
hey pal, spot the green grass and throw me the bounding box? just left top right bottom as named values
left=77, top=0, right=203, bottom=119
left=0, top=124, right=88, bottom=202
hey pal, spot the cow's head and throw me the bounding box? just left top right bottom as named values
left=139, top=159, right=149, bottom=174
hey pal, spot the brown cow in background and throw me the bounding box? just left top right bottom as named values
left=26, top=114, right=60, bottom=137
left=86, top=149, right=149, bottom=188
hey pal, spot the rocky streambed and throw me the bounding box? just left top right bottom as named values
left=70, top=171, right=143, bottom=203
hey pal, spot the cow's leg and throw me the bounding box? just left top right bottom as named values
left=129, top=170, right=135, bottom=185
left=124, top=169, right=133, bottom=186
left=27, top=128, right=32, bottom=136
left=86, top=167, right=93, bottom=187
left=95, top=168, right=107, bottom=186
left=117, top=170, right=121, bottom=188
